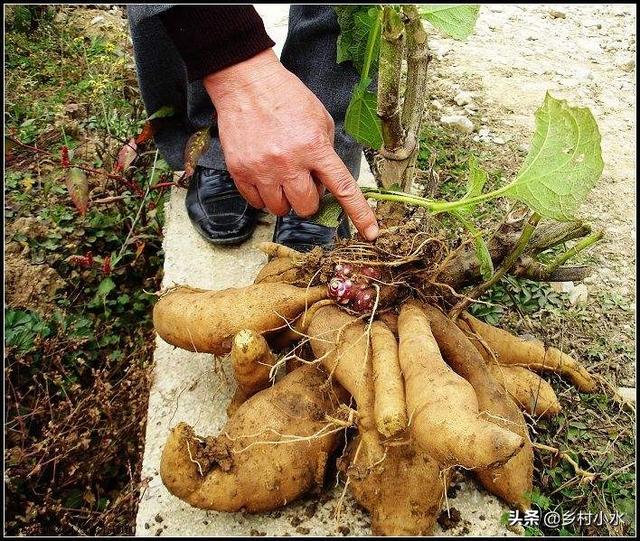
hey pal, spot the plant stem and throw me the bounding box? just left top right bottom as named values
left=400, top=5, right=428, bottom=138
left=544, top=230, right=604, bottom=274
left=398, top=4, right=430, bottom=192
left=361, top=182, right=515, bottom=213
left=361, top=7, right=383, bottom=83
left=448, top=212, right=542, bottom=319
left=7, top=135, right=145, bottom=196
left=377, top=6, right=405, bottom=154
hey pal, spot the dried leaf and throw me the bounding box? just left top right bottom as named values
left=184, top=128, right=212, bottom=177
left=135, top=121, right=155, bottom=145
left=114, top=138, right=137, bottom=173
left=65, top=167, right=89, bottom=215
left=5, top=136, right=17, bottom=162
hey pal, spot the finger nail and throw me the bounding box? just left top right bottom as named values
left=363, top=224, right=379, bottom=241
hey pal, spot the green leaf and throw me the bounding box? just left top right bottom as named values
left=335, top=6, right=380, bottom=74
left=345, top=80, right=383, bottom=149
left=419, top=5, right=480, bottom=39
left=504, top=92, right=604, bottom=221
left=454, top=155, right=489, bottom=216
left=309, top=193, right=343, bottom=228
left=465, top=155, right=488, bottom=200
left=147, top=105, right=175, bottom=120
left=453, top=211, right=494, bottom=280
left=95, top=277, right=116, bottom=303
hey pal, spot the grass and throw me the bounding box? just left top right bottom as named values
left=414, top=104, right=636, bottom=536
left=4, top=6, right=173, bottom=535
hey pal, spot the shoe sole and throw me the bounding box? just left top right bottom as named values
left=193, top=226, right=255, bottom=246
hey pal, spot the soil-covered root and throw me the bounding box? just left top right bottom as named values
left=487, top=363, right=561, bottom=418
left=153, top=283, right=326, bottom=355
left=341, top=436, right=446, bottom=536
left=371, top=320, right=407, bottom=438
left=254, top=256, right=301, bottom=285
left=160, top=365, right=343, bottom=512
left=397, top=302, right=524, bottom=470
left=257, top=241, right=302, bottom=260
left=307, top=305, right=385, bottom=464
left=460, top=312, right=597, bottom=393
left=423, top=304, right=534, bottom=510
left=227, top=329, right=277, bottom=417
left=377, top=310, right=398, bottom=335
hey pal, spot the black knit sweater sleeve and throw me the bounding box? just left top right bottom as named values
left=159, top=5, right=275, bottom=82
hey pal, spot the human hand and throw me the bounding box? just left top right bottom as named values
left=203, top=49, right=379, bottom=241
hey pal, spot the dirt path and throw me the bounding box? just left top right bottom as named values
left=428, top=3, right=636, bottom=302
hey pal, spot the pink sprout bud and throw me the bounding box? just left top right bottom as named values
left=353, top=287, right=375, bottom=312
left=360, top=266, right=382, bottom=281
left=328, top=277, right=354, bottom=302
left=334, top=263, right=353, bottom=278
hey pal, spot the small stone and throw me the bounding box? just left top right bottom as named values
left=440, top=115, right=475, bottom=134
left=618, top=387, right=636, bottom=403
left=548, top=9, right=566, bottom=19
left=90, top=15, right=105, bottom=25
left=582, top=19, right=602, bottom=29
left=518, top=143, right=530, bottom=154
left=431, top=99, right=444, bottom=110
left=574, top=67, right=594, bottom=81
left=454, top=91, right=474, bottom=106
left=492, top=136, right=506, bottom=145
left=550, top=281, right=575, bottom=294
left=569, top=283, right=588, bottom=306
left=617, top=57, right=635, bottom=72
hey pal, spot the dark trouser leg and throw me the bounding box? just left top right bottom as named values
left=128, top=9, right=226, bottom=171
left=128, top=6, right=361, bottom=175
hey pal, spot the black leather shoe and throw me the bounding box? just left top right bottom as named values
left=185, top=167, right=259, bottom=245
left=273, top=211, right=351, bottom=252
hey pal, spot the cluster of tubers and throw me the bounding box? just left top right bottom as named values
left=153, top=240, right=597, bottom=536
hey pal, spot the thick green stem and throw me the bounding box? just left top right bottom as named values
left=377, top=6, right=405, bottom=154
left=449, top=213, right=542, bottom=319
left=400, top=5, right=429, bottom=140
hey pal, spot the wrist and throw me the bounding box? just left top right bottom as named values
left=203, top=49, right=283, bottom=106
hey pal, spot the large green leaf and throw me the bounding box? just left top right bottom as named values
left=335, top=6, right=380, bottom=74
left=419, top=5, right=480, bottom=40
left=505, top=93, right=604, bottom=222
left=345, top=80, right=383, bottom=149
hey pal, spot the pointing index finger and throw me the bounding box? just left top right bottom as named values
left=311, top=149, right=379, bottom=241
